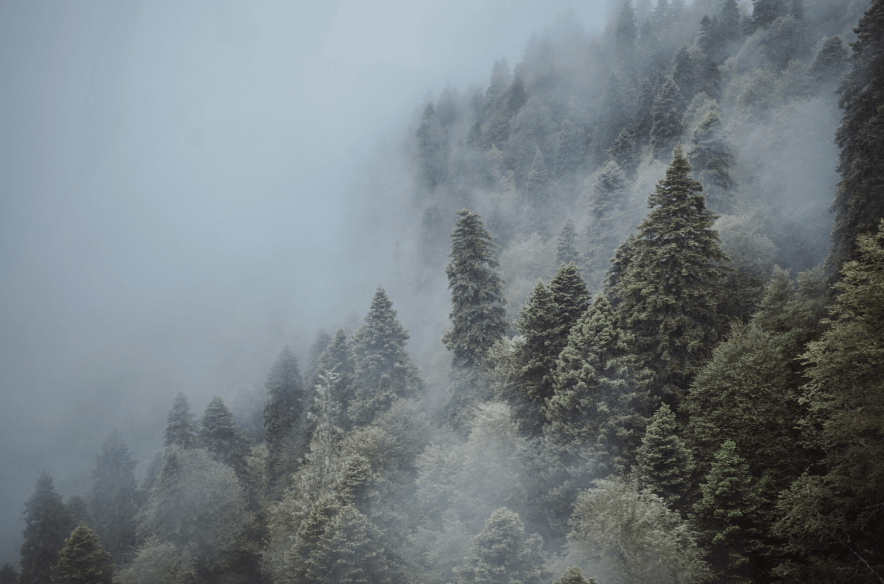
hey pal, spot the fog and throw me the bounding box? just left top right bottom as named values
left=0, top=0, right=613, bottom=565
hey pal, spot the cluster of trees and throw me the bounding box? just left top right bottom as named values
left=5, top=0, right=883, bottom=582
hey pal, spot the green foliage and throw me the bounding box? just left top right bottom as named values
left=350, top=287, right=424, bottom=426
left=830, top=0, right=884, bottom=271
left=552, top=566, right=597, bottom=584
left=611, top=146, right=728, bottom=407
left=650, top=77, right=685, bottom=155
left=19, top=472, right=75, bottom=584
left=89, top=428, right=138, bottom=563
left=116, top=538, right=196, bottom=584
left=50, top=524, right=114, bottom=584
left=263, top=346, right=310, bottom=496
left=687, top=106, right=734, bottom=211
left=163, top=392, right=197, bottom=449
left=455, top=507, right=547, bottom=584
left=569, top=477, right=710, bottom=584
left=636, top=404, right=694, bottom=508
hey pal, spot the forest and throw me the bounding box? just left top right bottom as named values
left=4, top=0, right=883, bottom=582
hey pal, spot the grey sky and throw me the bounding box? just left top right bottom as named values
left=0, top=0, right=610, bottom=565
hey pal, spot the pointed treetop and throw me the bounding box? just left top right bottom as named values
left=163, top=392, right=196, bottom=449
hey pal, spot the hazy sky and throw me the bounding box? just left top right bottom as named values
left=0, top=0, right=611, bottom=565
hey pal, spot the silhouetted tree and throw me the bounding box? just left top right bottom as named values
left=263, top=347, right=310, bottom=497
left=19, top=473, right=75, bottom=584
left=163, top=392, right=196, bottom=450
left=89, top=429, right=138, bottom=563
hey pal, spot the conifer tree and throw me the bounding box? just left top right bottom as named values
left=523, top=148, right=551, bottom=212
left=687, top=106, right=734, bottom=211
left=586, top=161, right=629, bottom=284
left=693, top=440, right=766, bottom=584
left=552, top=567, right=596, bottom=584
left=606, top=127, right=638, bottom=176
left=455, top=507, right=547, bottom=584
left=556, top=220, right=580, bottom=266
left=830, top=0, right=884, bottom=272
left=636, top=404, right=694, bottom=508
left=808, top=36, right=848, bottom=87
left=555, top=119, right=586, bottom=176
left=650, top=77, right=685, bottom=156
left=672, top=46, right=696, bottom=102
left=263, top=347, right=310, bottom=497
left=19, top=473, right=75, bottom=584
left=350, top=287, right=423, bottom=426
left=752, top=0, right=788, bottom=29
left=305, top=328, right=333, bottom=380
left=614, top=0, right=638, bottom=78
left=720, top=0, right=742, bottom=43
left=198, top=396, right=251, bottom=482
left=310, top=328, right=356, bottom=430
left=50, top=524, right=114, bottom=584
left=546, top=294, right=650, bottom=474
left=0, top=564, right=16, bottom=584
left=416, top=103, right=450, bottom=190
left=162, top=392, right=196, bottom=450
left=611, top=146, right=728, bottom=407
left=89, top=429, right=138, bottom=564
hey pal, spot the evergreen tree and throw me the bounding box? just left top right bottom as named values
left=89, top=429, right=138, bottom=564
left=636, top=404, right=694, bottom=508
left=416, top=102, right=450, bottom=190
left=614, top=0, right=638, bottom=78
left=808, top=36, right=848, bottom=87
left=611, top=146, right=728, bottom=407
left=162, top=392, right=196, bottom=449
left=693, top=440, right=766, bottom=584
left=556, top=219, right=580, bottom=266
left=50, top=524, right=114, bottom=584
left=790, top=0, right=804, bottom=20
left=650, top=77, right=685, bottom=156
left=697, top=15, right=717, bottom=59
left=775, top=221, right=884, bottom=583
left=523, top=148, right=551, bottom=212
left=606, top=127, right=638, bottom=176
left=263, top=347, right=310, bottom=497
left=19, top=473, right=75, bottom=584
left=455, top=507, right=547, bottom=584
left=720, top=0, right=743, bottom=43
left=555, top=119, right=586, bottom=176
left=830, top=0, right=884, bottom=272
left=687, top=106, right=734, bottom=211
left=586, top=161, right=629, bottom=284
left=546, top=294, right=650, bottom=474
left=305, top=328, right=333, bottom=381
left=198, top=396, right=251, bottom=482
left=752, top=0, right=788, bottom=29
left=310, top=328, right=356, bottom=430
left=350, top=287, right=424, bottom=426
left=552, top=567, right=596, bottom=584
left=0, top=564, right=16, bottom=584
left=672, top=46, right=696, bottom=102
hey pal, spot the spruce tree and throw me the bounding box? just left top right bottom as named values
left=556, top=219, right=580, bottom=266
left=50, top=524, right=114, bottom=584
left=611, top=146, right=728, bottom=407
left=162, top=392, right=196, bottom=449
left=650, top=77, right=685, bottom=156
left=830, top=0, right=884, bottom=272
left=720, top=0, right=742, bottom=43
left=752, top=0, right=788, bottom=29
left=636, top=404, right=694, bottom=508
left=555, top=119, right=586, bottom=176
left=455, top=507, right=547, bottom=584
left=606, top=127, right=638, bottom=176
left=523, top=148, right=551, bottom=212
left=89, top=429, right=138, bottom=564
left=586, top=161, right=629, bottom=284
left=263, top=347, right=310, bottom=497
left=198, top=396, right=251, bottom=482
left=808, top=36, right=848, bottom=87
left=310, top=328, right=357, bottom=430
left=350, top=287, right=423, bottom=426
left=687, top=106, right=734, bottom=211
left=19, top=473, right=75, bottom=584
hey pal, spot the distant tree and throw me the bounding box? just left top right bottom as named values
left=790, top=0, right=804, bottom=20
left=687, top=106, right=734, bottom=211
left=262, top=347, right=311, bottom=499
left=556, top=219, right=580, bottom=266
left=19, top=473, right=75, bottom=584
left=89, top=429, right=138, bottom=564
left=614, top=0, right=638, bottom=78
left=64, top=496, right=90, bottom=531
left=752, top=0, right=788, bottom=29
left=50, top=523, right=114, bottom=584
left=116, top=538, right=195, bottom=584
left=636, top=404, right=694, bottom=508
left=650, top=77, right=685, bottom=156
left=416, top=103, right=450, bottom=190
left=0, top=564, right=17, bottom=584
left=611, top=146, right=728, bottom=407
left=555, top=119, right=587, bottom=176
left=305, top=328, right=333, bottom=381
left=830, top=0, right=884, bottom=273
left=350, top=287, right=424, bottom=426
left=696, top=15, right=718, bottom=58
left=198, top=396, right=251, bottom=482
left=455, top=507, right=547, bottom=584
left=606, top=127, right=638, bottom=176
left=585, top=161, right=629, bottom=282
left=808, top=36, right=848, bottom=86
left=552, top=567, right=596, bottom=584
left=598, top=74, right=633, bottom=151
left=310, top=328, right=356, bottom=430
left=672, top=46, right=696, bottom=102
left=162, top=392, right=196, bottom=450
left=653, top=0, right=671, bottom=28
left=720, top=0, right=743, bottom=43
left=523, top=148, right=551, bottom=213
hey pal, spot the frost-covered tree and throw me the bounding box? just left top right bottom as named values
left=455, top=507, right=547, bottom=584
left=50, top=524, right=114, bottom=584
left=263, top=347, right=311, bottom=497
left=310, top=328, right=356, bottom=430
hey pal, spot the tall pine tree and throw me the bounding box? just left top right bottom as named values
left=263, top=347, right=310, bottom=497
left=19, top=473, right=75, bottom=584
left=162, top=392, right=196, bottom=450
left=89, top=429, right=138, bottom=564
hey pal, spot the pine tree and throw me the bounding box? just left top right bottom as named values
left=611, top=146, right=728, bottom=407
left=586, top=161, right=629, bottom=284
left=650, top=77, right=685, bottom=156
left=693, top=440, right=766, bottom=584
left=556, top=220, right=580, bottom=266
left=672, top=46, right=696, bottom=102
left=263, top=347, right=310, bottom=497
left=162, top=392, right=196, bottom=449
left=830, top=0, right=884, bottom=272
left=720, top=0, right=742, bottom=43
left=416, top=103, right=450, bottom=190
left=687, top=106, right=734, bottom=211
left=198, top=396, right=251, bottom=481
left=19, top=473, right=75, bottom=584
left=697, top=15, right=717, bottom=58
left=523, top=148, right=551, bottom=212
left=89, top=429, right=138, bottom=564
left=614, top=0, right=638, bottom=78
left=606, top=127, right=638, bottom=176
left=636, top=404, right=694, bottom=508
left=455, top=507, right=547, bottom=584
left=546, top=294, right=650, bottom=474
left=310, top=328, right=357, bottom=430
left=555, top=119, right=587, bottom=176
left=350, top=287, right=424, bottom=426
left=50, top=524, right=114, bottom=584
left=305, top=328, right=333, bottom=381
left=808, top=36, right=848, bottom=86
left=752, top=0, right=788, bottom=29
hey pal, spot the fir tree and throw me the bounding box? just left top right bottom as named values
left=523, top=148, right=551, bottom=212
left=455, top=507, right=547, bottom=584
left=830, top=0, right=884, bottom=272
left=198, top=396, right=251, bottom=482
left=263, top=347, right=310, bottom=497
left=649, top=77, right=685, bottom=156
left=19, top=473, right=75, bottom=584
left=614, top=0, right=638, bottom=78
left=162, top=392, right=196, bottom=449
left=752, top=0, right=788, bottom=29
left=555, top=119, right=586, bottom=176
left=687, top=106, right=734, bottom=211
left=808, top=36, right=848, bottom=86
left=672, top=46, right=696, bottom=102
left=586, top=161, right=629, bottom=284
left=611, top=146, right=728, bottom=407
left=350, top=287, right=424, bottom=426
left=305, top=328, right=333, bottom=380
left=636, top=404, right=694, bottom=508
left=416, top=102, right=450, bottom=190
left=720, top=0, right=742, bottom=43
left=556, top=219, right=580, bottom=266
left=310, top=328, right=356, bottom=430
left=696, top=15, right=717, bottom=59
left=606, top=127, right=638, bottom=176
left=50, top=524, right=114, bottom=584
left=89, top=429, right=138, bottom=564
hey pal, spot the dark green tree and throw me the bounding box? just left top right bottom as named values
left=19, top=473, right=75, bottom=584
left=350, top=287, right=424, bottom=426
left=50, top=524, right=114, bottom=584
left=636, top=404, right=694, bottom=508
left=89, top=429, right=138, bottom=564
left=198, top=396, right=251, bottom=482
left=263, top=347, right=310, bottom=497
left=556, top=219, right=580, bottom=266
left=162, top=392, right=196, bottom=449
left=454, top=507, right=547, bottom=584
left=830, top=0, right=884, bottom=272
left=693, top=440, right=766, bottom=584
left=611, top=146, right=728, bottom=407
left=650, top=77, right=685, bottom=156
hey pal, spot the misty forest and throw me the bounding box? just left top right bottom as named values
left=4, top=0, right=884, bottom=583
